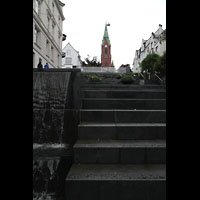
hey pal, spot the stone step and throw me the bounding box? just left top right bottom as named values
left=65, top=164, right=166, bottom=200
left=81, top=84, right=166, bottom=90
left=78, top=123, right=166, bottom=140
left=81, top=98, right=166, bottom=110
left=81, top=89, right=166, bottom=99
left=74, top=140, right=166, bottom=164
left=80, top=109, right=166, bottom=123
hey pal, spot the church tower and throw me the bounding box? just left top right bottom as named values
left=101, top=23, right=112, bottom=67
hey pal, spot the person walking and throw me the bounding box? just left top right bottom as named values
left=37, top=58, right=43, bottom=71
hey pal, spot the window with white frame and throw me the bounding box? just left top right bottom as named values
left=156, top=46, right=158, bottom=52
left=66, top=49, right=71, bottom=56
left=57, top=54, right=60, bottom=67
left=51, top=46, right=54, bottom=61
left=52, top=24, right=55, bottom=36
left=33, top=0, right=39, bottom=14
left=46, top=40, right=50, bottom=57
left=65, top=57, right=72, bottom=64
left=34, top=26, right=40, bottom=46
left=33, top=52, right=35, bottom=68
left=47, top=16, right=50, bottom=30
left=52, top=2, right=55, bottom=14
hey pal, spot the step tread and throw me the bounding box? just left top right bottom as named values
left=81, top=109, right=166, bottom=111
left=82, top=98, right=166, bottom=100
left=82, top=89, right=166, bottom=92
left=66, top=164, right=166, bottom=180
left=78, top=123, right=166, bottom=127
left=74, top=140, right=166, bottom=148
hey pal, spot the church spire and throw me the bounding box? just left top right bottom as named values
left=101, top=23, right=112, bottom=67
left=102, top=23, right=110, bottom=45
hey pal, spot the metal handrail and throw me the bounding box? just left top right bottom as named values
left=155, top=73, right=163, bottom=82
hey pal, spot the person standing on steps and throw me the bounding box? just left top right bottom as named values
left=37, top=58, right=43, bottom=71
left=44, top=63, right=50, bottom=69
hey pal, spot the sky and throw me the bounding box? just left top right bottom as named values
left=61, top=0, right=166, bottom=69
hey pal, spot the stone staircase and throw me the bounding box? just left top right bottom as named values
left=65, top=82, right=166, bottom=200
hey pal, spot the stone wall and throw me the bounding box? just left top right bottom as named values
left=33, top=68, right=81, bottom=199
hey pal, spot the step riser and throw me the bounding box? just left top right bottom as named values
left=82, top=91, right=166, bottom=99
left=78, top=126, right=166, bottom=140
left=65, top=180, right=166, bottom=200
left=82, top=99, right=166, bottom=110
left=74, top=147, right=166, bottom=164
left=81, top=110, right=166, bottom=123
left=81, top=84, right=165, bottom=89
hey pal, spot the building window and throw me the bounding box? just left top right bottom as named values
left=46, top=40, right=50, bottom=57
left=66, top=49, right=71, bottom=56
left=33, top=52, right=35, bottom=68
left=47, top=16, right=50, bottom=30
left=105, top=45, right=108, bottom=55
left=51, top=46, right=54, bottom=61
left=57, top=54, right=60, bottom=67
left=34, top=26, right=40, bottom=46
left=58, top=17, right=61, bottom=26
left=52, top=24, right=55, bottom=36
left=33, top=29, right=37, bottom=43
left=58, top=31, right=61, bottom=45
left=33, top=0, right=40, bottom=14
left=156, top=46, right=158, bottom=52
left=65, top=57, right=72, bottom=64
left=52, top=3, right=55, bottom=14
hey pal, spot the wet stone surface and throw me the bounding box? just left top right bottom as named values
left=33, top=156, right=72, bottom=200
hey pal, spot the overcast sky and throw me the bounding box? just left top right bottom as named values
left=61, top=0, right=166, bottom=68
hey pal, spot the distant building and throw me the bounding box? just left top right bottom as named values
left=118, top=64, right=131, bottom=74
left=101, top=23, right=112, bottom=67
left=33, top=0, right=65, bottom=68
left=62, top=43, right=82, bottom=68
left=133, top=24, right=166, bottom=73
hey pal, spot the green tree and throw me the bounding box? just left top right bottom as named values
left=153, top=52, right=166, bottom=78
left=141, top=53, right=160, bottom=74
left=82, top=55, right=101, bottom=67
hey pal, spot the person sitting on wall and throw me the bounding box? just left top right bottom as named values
left=44, top=63, right=50, bottom=69
left=37, top=58, right=43, bottom=71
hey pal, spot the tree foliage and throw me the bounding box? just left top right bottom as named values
left=141, top=52, right=166, bottom=79
left=82, top=55, right=101, bottom=67
left=153, top=52, right=166, bottom=78
left=141, top=53, right=160, bottom=74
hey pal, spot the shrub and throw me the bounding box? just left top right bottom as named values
left=120, top=74, right=134, bottom=84
left=87, top=74, right=102, bottom=82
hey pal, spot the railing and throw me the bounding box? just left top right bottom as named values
left=155, top=73, right=163, bottom=82
left=81, top=67, right=124, bottom=73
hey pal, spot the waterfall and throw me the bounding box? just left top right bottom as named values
left=33, top=72, right=71, bottom=144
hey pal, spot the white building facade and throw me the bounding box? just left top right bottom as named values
left=62, top=43, right=82, bottom=68
left=33, top=0, right=65, bottom=68
left=133, top=24, right=166, bottom=73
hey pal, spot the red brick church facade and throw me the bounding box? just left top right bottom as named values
left=101, top=24, right=112, bottom=67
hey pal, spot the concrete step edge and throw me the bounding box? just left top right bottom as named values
left=66, top=164, right=166, bottom=181
left=74, top=140, right=166, bottom=148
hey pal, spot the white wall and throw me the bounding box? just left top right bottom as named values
left=132, top=25, right=166, bottom=73
left=33, top=0, right=65, bottom=68
left=62, top=43, right=82, bottom=68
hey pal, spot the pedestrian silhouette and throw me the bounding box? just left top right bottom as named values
left=37, top=58, right=43, bottom=71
